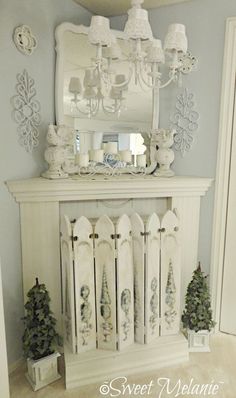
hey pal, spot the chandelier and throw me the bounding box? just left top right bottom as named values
left=69, top=0, right=195, bottom=126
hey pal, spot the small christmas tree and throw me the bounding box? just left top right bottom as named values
left=22, top=278, right=62, bottom=360
left=182, top=263, right=216, bottom=332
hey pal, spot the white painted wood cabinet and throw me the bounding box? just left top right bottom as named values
left=6, top=175, right=212, bottom=388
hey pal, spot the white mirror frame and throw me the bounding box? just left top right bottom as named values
left=55, top=23, right=90, bottom=125
left=54, top=22, right=158, bottom=175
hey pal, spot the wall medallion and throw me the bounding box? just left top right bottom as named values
left=13, top=25, right=37, bottom=56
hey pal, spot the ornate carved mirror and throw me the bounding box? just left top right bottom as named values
left=55, top=23, right=156, bottom=174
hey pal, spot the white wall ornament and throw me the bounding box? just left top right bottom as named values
left=170, top=88, right=199, bottom=157
left=178, top=51, right=198, bottom=74
left=13, top=25, right=37, bottom=56
left=11, top=70, right=41, bottom=153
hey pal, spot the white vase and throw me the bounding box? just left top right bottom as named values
left=187, top=329, right=211, bottom=352
left=42, top=146, right=68, bottom=179
left=154, top=129, right=175, bottom=177
left=26, top=351, right=61, bottom=391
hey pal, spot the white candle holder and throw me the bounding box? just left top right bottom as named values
left=75, top=151, right=148, bottom=178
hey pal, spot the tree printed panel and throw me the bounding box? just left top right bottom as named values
left=95, top=215, right=116, bottom=350
left=160, top=210, right=180, bottom=336
left=61, top=216, right=76, bottom=353
left=131, top=213, right=145, bottom=344
left=145, top=213, right=161, bottom=343
left=116, top=214, right=134, bottom=350
left=73, top=217, right=96, bottom=352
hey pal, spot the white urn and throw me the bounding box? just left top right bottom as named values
left=154, top=129, right=175, bottom=177
left=42, top=145, right=68, bottom=179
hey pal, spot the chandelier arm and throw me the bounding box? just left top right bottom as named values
left=75, top=98, right=99, bottom=117
left=139, top=66, right=158, bottom=90
left=137, top=71, right=155, bottom=91
left=98, top=61, right=133, bottom=89
left=102, top=98, right=121, bottom=115
left=159, top=73, right=177, bottom=89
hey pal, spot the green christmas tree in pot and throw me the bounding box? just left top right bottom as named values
left=22, top=278, right=62, bottom=391
left=181, top=263, right=216, bottom=352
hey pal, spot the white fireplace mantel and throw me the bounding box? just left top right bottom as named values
left=7, top=175, right=212, bottom=387
left=7, top=175, right=212, bottom=202
left=6, top=175, right=212, bottom=327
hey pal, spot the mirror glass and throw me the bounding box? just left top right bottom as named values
left=55, top=24, right=154, bottom=171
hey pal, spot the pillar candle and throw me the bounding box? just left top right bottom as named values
left=106, top=142, right=118, bottom=154
left=119, top=150, right=132, bottom=163
left=93, top=149, right=104, bottom=163
left=76, top=153, right=89, bottom=167
left=137, top=154, right=146, bottom=168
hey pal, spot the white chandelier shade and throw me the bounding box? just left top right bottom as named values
left=124, top=0, right=153, bottom=41
left=164, top=24, right=188, bottom=53
left=88, top=15, right=112, bottom=46
left=69, top=0, right=194, bottom=124
left=146, top=39, right=165, bottom=64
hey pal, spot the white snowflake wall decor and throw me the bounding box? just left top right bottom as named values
left=170, top=88, right=199, bottom=157
left=11, top=70, right=41, bottom=153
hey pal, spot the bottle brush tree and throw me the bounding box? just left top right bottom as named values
left=22, top=278, right=62, bottom=361
left=182, top=262, right=216, bottom=332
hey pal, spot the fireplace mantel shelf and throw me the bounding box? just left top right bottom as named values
left=7, top=175, right=213, bottom=203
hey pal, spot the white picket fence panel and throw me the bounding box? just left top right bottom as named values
left=61, top=216, right=76, bottom=353
left=60, top=209, right=181, bottom=353
left=95, top=215, right=117, bottom=350
left=73, top=216, right=96, bottom=352
left=145, top=213, right=161, bottom=343
left=131, top=213, right=145, bottom=344
left=116, top=214, right=134, bottom=350
left=160, top=210, right=181, bottom=336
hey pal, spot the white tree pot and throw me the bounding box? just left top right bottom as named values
left=26, top=352, right=61, bottom=391
left=187, top=330, right=211, bottom=352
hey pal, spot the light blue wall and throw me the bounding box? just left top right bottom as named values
left=111, top=0, right=236, bottom=274
left=1, top=0, right=235, bottom=367
left=0, top=0, right=92, bottom=366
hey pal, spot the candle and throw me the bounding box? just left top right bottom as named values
left=89, top=149, right=95, bottom=162
left=76, top=153, right=89, bottom=167
left=102, top=143, right=107, bottom=152
left=137, top=154, right=146, bottom=168
left=106, top=142, right=117, bottom=154
left=93, top=149, right=104, bottom=163
left=119, top=149, right=132, bottom=163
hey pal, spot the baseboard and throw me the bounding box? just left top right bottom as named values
left=8, top=358, right=25, bottom=375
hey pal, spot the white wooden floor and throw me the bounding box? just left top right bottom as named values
left=9, top=333, right=236, bottom=398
